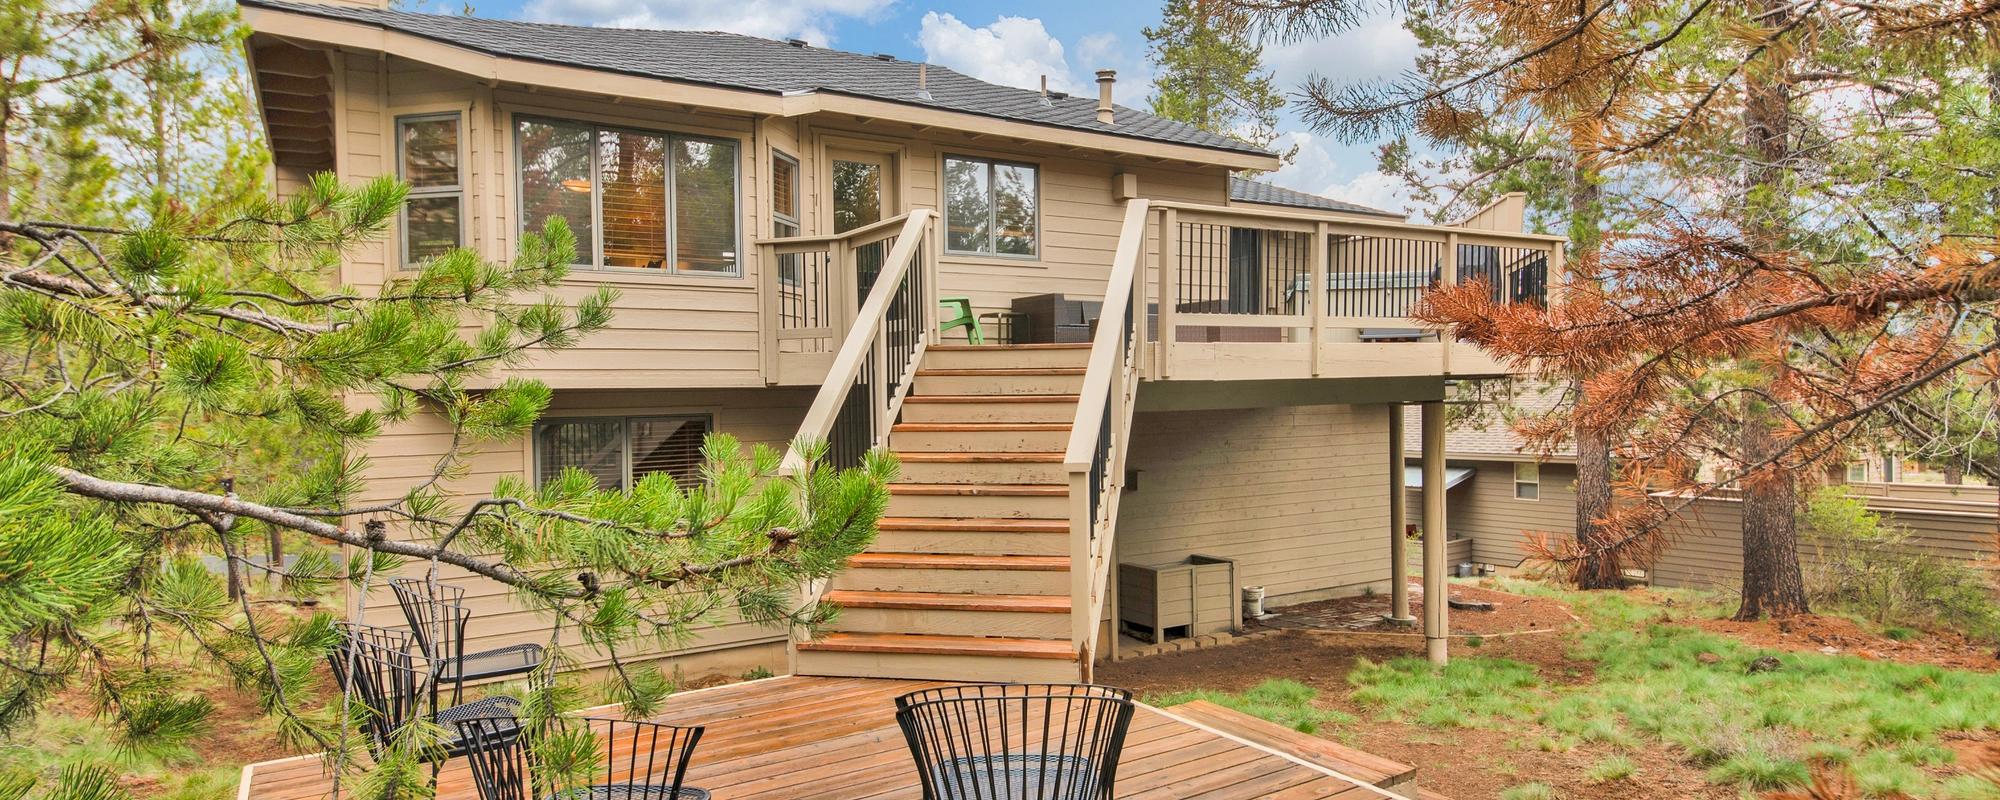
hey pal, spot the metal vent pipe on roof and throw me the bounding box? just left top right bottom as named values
left=1095, top=69, right=1116, bottom=124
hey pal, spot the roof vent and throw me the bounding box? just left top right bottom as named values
left=787, top=38, right=808, bottom=48
left=1049, top=90, right=1068, bottom=100
left=917, top=63, right=933, bottom=101
left=1039, top=75, right=1052, bottom=107
left=1095, top=69, right=1116, bottom=125
left=874, top=53, right=895, bottom=61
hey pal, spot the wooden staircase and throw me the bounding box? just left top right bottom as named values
left=796, top=343, right=1092, bottom=682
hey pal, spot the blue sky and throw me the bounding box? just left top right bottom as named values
left=448, top=0, right=1425, bottom=214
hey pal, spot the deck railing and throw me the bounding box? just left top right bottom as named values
left=759, top=213, right=933, bottom=390
left=775, top=211, right=939, bottom=469
left=1065, top=200, right=1151, bottom=675
left=1147, top=201, right=1563, bottom=379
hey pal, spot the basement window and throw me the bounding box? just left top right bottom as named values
left=1514, top=462, right=1541, bottom=500
left=397, top=113, right=463, bottom=266
left=533, top=415, right=712, bottom=491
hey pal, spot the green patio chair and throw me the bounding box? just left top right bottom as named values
left=939, top=296, right=984, bottom=344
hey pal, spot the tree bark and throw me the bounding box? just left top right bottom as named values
left=1567, top=143, right=1618, bottom=589
left=1573, top=424, right=1619, bottom=588
left=1732, top=0, right=1810, bottom=620
left=1735, top=409, right=1810, bottom=619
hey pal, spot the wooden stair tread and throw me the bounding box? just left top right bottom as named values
left=927, top=344, right=1091, bottom=351
left=892, top=422, right=1070, bottom=432
left=895, top=452, right=1064, bottom=463
left=1164, top=700, right=1417, bottom=787
left=849, top=553, right=1069, bottom=570
left=798, top=632, right=1075, bottom=659
left=902, top=394, right=1080, bottom=404
left=914, top=368, right=1087, bottom=376
left=878, top=517, right=1068, bottom=532
left=822, top=590, right=1070, bottom=613
left=890, top=483, right=1068, bottom=496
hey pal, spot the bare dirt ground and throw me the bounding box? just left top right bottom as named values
left=1694, top=613, right=2000, bottom=672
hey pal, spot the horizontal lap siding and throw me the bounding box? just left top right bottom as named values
left=1405, top=460, right=1577, bottom=567
left=1116, top=404, right=1391, bottom=603
left=1654, top=494, right=2000, bottom=590
left=353, top=387, right=815, bottom=671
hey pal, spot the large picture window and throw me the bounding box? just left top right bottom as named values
left=533, top=415, right=712, bottom=491
left=398, top=113, right=463, bottom=265
left=516, top=116, right=740, bottom=276
left=943, top=155, right=1038, bottom=257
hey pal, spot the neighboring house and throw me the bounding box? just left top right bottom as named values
left=240, top=0, right=1560, bottom=681
left=1401, top=389, right=1578, bottom=571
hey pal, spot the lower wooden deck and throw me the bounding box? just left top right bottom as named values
left=238, top=676, right=1409, bottom=800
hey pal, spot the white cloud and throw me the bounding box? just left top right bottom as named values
left=1261, top=13, right=1419, bottom=93
left=918, top=13, right=1079, bottom=94
left=522, top=0, right=891, bottom=45
left=1264, top=130, right=1422, bottom=218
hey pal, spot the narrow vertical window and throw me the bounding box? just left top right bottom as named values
left=397, top=113, right=462, bottom=265
left=772, top=151, right=801, bottom=286
left=1513, top=461, right=1541, bottom=500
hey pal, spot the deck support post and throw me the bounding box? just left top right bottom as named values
left=1387, top=404, right=1414, bottom=625
left=1420, top=400, right=1449, bottom=666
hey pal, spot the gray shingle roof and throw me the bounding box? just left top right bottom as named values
left=240, top=0, right=1272, bottom=158
left=1401, top=381, right=1576, bottom=461
left=1228, top=177, right=1401, bottom=218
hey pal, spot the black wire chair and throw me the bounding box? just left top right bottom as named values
left=389, top=578, right=545, bottom=704
left=894, top=684, right=1135, bottom=800
left=328, top=622, right=521, bottom=762
left=454, top=716, right=709, bottom=800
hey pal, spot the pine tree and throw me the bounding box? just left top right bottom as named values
left=0, top=181, right=892, bottom=796
left=1144, top=0, right=1291, bottom=162
left=1221, top=0, right=2000, bottom=617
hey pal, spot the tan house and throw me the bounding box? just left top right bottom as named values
left=240, top=0, right=1561, bottom=684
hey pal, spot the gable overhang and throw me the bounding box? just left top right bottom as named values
left=239, top=4, right=1281, bottom=172
left=1231, top=199, right=1407, bottom=221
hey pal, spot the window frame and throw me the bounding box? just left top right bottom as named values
left=512, top=114, right=743, bottom=278
left=1513, top=461, right=1541, bottom=501
left=771, top=149, right=801, bottom=238
left=531, top=413, right=715, bottom=491
left=396, top=111, right=465, bottom=269
left=1845, top=461, right=1869, bottom=482
left=941, top=153, right=1041, bottom=260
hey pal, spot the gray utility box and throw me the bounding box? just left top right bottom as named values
left=1118, top=554, right=1240, bottom=644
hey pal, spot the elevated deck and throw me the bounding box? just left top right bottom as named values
left=236, top=676, right=1416, bottom=800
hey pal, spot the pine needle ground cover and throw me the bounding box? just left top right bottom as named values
left=1114, top=579, right=2000, bottom=799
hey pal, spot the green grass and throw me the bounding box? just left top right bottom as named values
left=1498, top=781, right=1558, bottom=800
left=1147, top=679, right=1356, bottom=734
left=0, top=708, right=245, bottom=799
left=1585, top=754, right=1635, bottom=783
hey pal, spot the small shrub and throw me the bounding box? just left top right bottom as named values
left=743, top=666, right=774, bottom=680
left=1798, top=487, right=2000, bottom=640
left=1883, top=625, right=1919, bottom=642
left=1586, top=754, right=1636, bottom=783
left=1499, top=781, right=1558, bottom=800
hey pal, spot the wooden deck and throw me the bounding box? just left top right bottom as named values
left=237, top=676, right=1415, bottom=800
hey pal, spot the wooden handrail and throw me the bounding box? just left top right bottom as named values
left=761, top=213, right=914, bottom=248
left=1151, top=199, right=1567, bottom=244
left=1064, top=200, right=1151, bottom=471
left=781, top=210, right=935, bottom=469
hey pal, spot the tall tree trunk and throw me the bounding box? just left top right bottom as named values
left=1568, top=149, right=1618, bottom=589
left=1733, top=0, right=1809, bottom=620
left=1736, top=408, right=1809, bottom=618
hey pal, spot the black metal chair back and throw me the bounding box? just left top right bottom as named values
left=388, top=578, right=472, bottom=699
left=894, top=684, right=1136, bottom=800
left=591, top=718, right=707, bottom=799
left=328, top=622, right=435, bottom=758
left=455, top=716, right=533, bottom=800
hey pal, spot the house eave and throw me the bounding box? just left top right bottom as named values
left=239, top=3, right=1281, bottom=171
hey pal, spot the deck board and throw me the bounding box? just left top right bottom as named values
left=237, top=676, right=1404, bottom=800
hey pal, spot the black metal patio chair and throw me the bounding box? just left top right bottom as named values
left=894, top=684, right=1135, bottom=800
left=388, top=577, right=544, bottom=704
left=454, top=716, right=709, bottom=800
left=328, top=622, right=521, bottom=762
